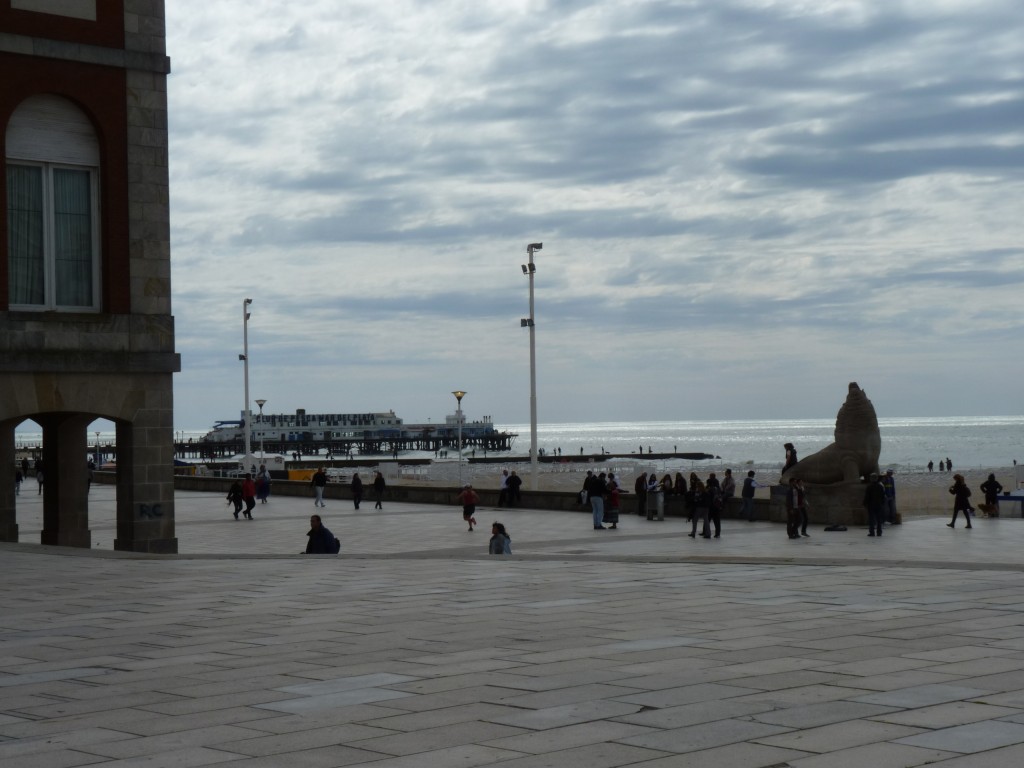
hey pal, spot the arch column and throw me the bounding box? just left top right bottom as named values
left=0, top=420, right=17, bottom=542
left=114, top=405, right=177, bottom=553
left=39, top=413, right=92, bottom=548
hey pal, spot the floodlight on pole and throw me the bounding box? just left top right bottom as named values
left=255, top=399, right=267, bottom=463
left=523, top=242, right=542, bottom=490
left=452, top=390, right=466, bottom=487
left=242, top=298, right=253, bottom=473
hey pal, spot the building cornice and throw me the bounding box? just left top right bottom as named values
left=0, top=31, right=170, bottom=74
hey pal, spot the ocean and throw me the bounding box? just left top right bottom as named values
left=16, top=416, right=1023, bottom=473
left=500, top=416, right=1024, bottom=473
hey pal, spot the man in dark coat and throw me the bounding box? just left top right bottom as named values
left=863, top=473, right=886, bottom=538
left=304, top=514, right=339, bottom=554
left=506, top=471, right=523, bottom=506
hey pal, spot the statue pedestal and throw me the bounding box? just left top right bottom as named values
left=770, top=483, right=868, bottom=526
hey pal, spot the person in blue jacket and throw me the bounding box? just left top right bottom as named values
left=489, top=522, right=512, bottom=554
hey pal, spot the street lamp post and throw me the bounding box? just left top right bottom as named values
left=255, top=399, right=267, bottom=464
left=239, top=298, right=253, bottom=473
left=452, top=390, right=466, bottom=487
left=521, top=242, right=542, bottom=490
left=94, top=431, right=101, bottom=466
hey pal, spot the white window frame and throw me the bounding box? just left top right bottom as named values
left=7, top=159, right=101, bottom=312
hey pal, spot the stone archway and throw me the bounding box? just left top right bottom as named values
left=0, top=371, right=177, bottom=553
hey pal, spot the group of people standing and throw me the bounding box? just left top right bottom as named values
left=630, top=469, right=741, bottom=538
left=497, top=470, right=523, bottom=507
left=581, top=470, right=625, bottom=529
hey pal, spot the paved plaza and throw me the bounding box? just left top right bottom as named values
left=3, top=488, right=1024, bottom=767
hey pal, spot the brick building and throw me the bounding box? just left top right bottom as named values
left=1, top=0, right=180, bottom=552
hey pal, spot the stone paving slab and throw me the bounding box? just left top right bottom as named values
left=3, top=488, right=1024, bottom=766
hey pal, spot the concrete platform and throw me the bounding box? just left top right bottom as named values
left=3, top=487, right=1024, bottom=766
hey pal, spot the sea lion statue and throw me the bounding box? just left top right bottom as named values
left=781, top=382, right=881, bottom=485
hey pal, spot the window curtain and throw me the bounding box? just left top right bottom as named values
left=53, top=168, right=93, bottom=307
left=6, top=164, right=45, bottom=305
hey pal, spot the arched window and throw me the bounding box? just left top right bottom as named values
left=6, top=94, right=100, bottom=311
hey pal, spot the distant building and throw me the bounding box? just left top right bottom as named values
left=1, top=1, right=180, bottom=551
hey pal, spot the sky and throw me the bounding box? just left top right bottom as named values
left=166, top=0, right=1024, bottom=432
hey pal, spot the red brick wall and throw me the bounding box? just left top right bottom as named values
left=0, top=51, right=130, bottom=312
left=0, top=1, right=124, bottom=48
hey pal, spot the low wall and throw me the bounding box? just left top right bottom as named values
left=164, top=474, right=772, bottom=520
left=768, top=482, right=875, bottom=526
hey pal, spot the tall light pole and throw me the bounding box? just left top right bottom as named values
left=452, top=390, right=466, bottom=487
left=255, top=399, right=267, bottom=464
left=521, top=242, right=542, bottom=490
left=94, top=430, right=101, bottom=465
left=239, top=298, right=253, bottom=472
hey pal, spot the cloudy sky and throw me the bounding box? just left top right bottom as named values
left=166, top=0, right=1024, bottom=431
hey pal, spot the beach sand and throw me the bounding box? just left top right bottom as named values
left=397, top=461, right=1021, bottom=517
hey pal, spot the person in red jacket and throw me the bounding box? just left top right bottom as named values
left=457, top=484, right=479, bottom=531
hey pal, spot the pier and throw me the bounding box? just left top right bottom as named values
left=172, top=430, right=517, bottom=462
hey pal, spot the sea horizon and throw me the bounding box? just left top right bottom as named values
left=15, top=415, right=1023, bottom=472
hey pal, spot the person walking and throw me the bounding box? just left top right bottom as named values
left=741, top=470, right=759, bottom=522
left=350, top=472, right=363, bottom=510
left=373, top=470, right=386, bottom=509
left=311, top=467, right=327, bottom=508
left=226, top=479, right=243, bottom=519
left=863, top=473, right=886, bottom=536
left=241, top=473, right=257, bottom=520
left=947, top=474, right=974, bottom=529
left=457, top=484, right=479, bottom=531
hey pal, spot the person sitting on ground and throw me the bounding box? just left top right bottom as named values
left=304, top=514, right=340, bottom=554
left=489, top=522, right=512, bottom=554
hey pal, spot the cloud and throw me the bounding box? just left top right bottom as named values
left=165, top=0, right=1024, bottom=429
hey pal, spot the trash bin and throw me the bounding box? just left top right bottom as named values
left=647, top=489, right=664, bottom=521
